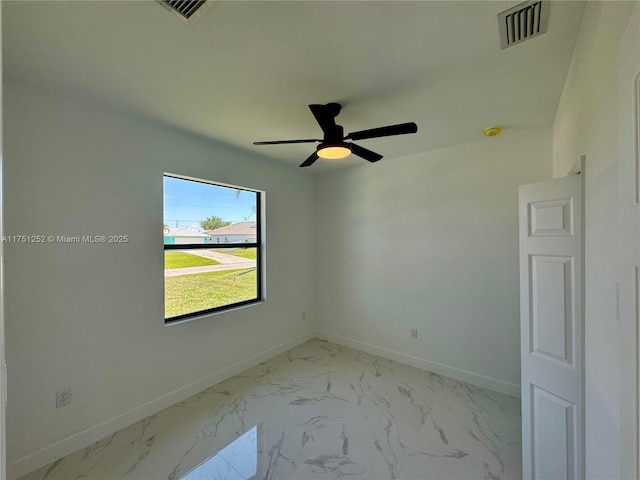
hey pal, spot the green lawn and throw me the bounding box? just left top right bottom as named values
left=165, top=252, right=220, bottom=269
left=165, top=268, right=257, bottom=318
left=211, top=247, right=257, bottom=260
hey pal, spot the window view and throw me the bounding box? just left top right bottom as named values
left=163, top=175, right=261, bottom=322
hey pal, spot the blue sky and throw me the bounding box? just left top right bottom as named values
left=164, top=176, right=257, bottom=231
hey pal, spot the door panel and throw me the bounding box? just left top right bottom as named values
left=528, top=198, right=573, bottom=237
left=532, top=385, right=575, bottom=480
left=530, top=255, right=573, bottom=365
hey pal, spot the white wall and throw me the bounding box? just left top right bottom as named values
left=4, top=81, right=316, bottom=478
left=315, top=128, right=552, bottom=395
left=0, top=2, right=7, bottom=478
left=552, top=2, right=636, bottom=478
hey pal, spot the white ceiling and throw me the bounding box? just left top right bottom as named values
left=3, top=0, right=586, bottom=173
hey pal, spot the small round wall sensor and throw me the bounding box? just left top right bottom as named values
left=483, top=126, right=503, bottom=137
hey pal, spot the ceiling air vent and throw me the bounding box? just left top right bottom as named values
left=498, top=0, right=549, bottom=49
left=158, top=0, right=213, bottom=24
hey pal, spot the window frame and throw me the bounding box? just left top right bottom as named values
left=163, top=174, right=263, bottom=324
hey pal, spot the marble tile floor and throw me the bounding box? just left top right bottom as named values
left=19, top=339, right=522, bottom=480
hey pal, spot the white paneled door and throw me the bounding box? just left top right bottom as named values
left=519, top=173, right=583, bottom=480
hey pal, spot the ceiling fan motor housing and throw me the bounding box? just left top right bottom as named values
left=252, top=102, right=418, bottom=167
left=326, top=124, right=344, bottom=143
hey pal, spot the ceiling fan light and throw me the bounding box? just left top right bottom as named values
left=317, top=143, right=351, bottom=159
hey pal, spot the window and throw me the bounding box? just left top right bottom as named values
left=163, top=174, right=262, bottom=323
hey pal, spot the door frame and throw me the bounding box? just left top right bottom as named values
left=0, top=1, right=7, bottom=478
left=616, top=5, right=640, bottom=476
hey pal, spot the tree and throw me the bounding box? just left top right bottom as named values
left=200, top=215, right=231, bottom=231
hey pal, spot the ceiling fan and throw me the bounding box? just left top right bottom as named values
left=253, top=103, right=418, bottom=167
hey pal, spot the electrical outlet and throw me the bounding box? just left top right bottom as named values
left=411, top=328, right=418, bottom=339
left=56, top=387, right=71, bottom=408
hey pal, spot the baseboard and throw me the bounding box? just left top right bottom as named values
left=8, top=330, right=315, bottom=480
left=315, top=330, right=521, bottom=398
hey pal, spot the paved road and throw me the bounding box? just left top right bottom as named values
left=165, top=250, right=256, bottom=277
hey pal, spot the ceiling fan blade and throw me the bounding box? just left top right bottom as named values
left=345, top=122, right=418, bottom=141
left=309, top=104, right=340, bottom=138
left=299, top=151, right=319, bottom=168
left=253, top=139, right=320, bottom=145
left=350, top=143, right=383, bottom=163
